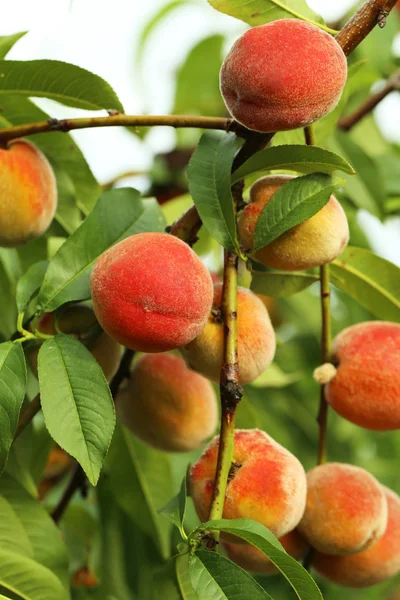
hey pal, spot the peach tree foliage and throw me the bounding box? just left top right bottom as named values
left=0, top=1, right=399, bottom=599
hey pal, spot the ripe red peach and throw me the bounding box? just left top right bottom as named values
left=189, top=429, right=307, bottom=539
left=298, top=463, right=387, bottom=555
left=238, top=175, right=349, bottom=271
left=29, top=305, right=121, bottom=381
left=181, top=283, right=276, bottom=385
left=325, top=321, right=400, bottom=430
left=0, top=139, right=57, bottom=247
left=116, top=353, right=218, bottom=452
left=223, top=529, right=308, bottom=575
left=314, top=487, right=400, bottom=588
left=220, top=19, right=347, bottom=133
left=90, top=232, right=214, bottom=352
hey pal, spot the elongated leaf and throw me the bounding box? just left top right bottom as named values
left=177, top=554, right=198, bottom=600
left=159, top=477, right=187, bottom=536
left=188, top=132, right=241, bottom=252
left=16, top=261, right=48, bottom=314
left=232, top=145, right=354, bottom=183
left=36, top=192, right=165, bottom=313
left=331, top=246, right=400, bottom=322
left=251, top=363, right=302, bottom=388
left=0, top=495, right=32, bottom=557
left=0, top=249, right=20, bottom=338
left=190, top=549, right=272, bottom=600
left=251, top=268, right=319, bottom=297
left=0, top=32, right=26, bottom=59
left=0, top=343, right=26, bottom=474
left=253, top=173, right=343, bottom=251
left=38, top=335, right=115, bottom=485
left=0, top=60, right=123, bottom=111
left=208, top=0, right=325, bottom=29
left=191, top=519, right=322, bottom=600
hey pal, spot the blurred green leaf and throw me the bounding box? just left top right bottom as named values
left=0, top=343, right=26, bottom=475
left=159, top=477, right=187, bottom=538
left=0, top=249, right=20, bottom=339
left=331, top=246, right=400, bottom=322
left=251, top=267, right=319, bottom=297
left=232, top=145, right=354, bottom=183
left=52, top=165, right=82, bottom=234
left=250, top=363, right=302, bottom=388
left=177, top=553, right=198, bottom=599
left=38, top=335, right=115, bottom=485
left=0, top=32, right=27, bottom=59
left=253, top=173, right=343, bottom=251
left=188, top=131, right=241, bottom=252
left=208, top=0, right=325, bottom=28
left=0, top=495, right=32, bottom=556
left=16, top=260, right=48, bottom=314
left=0, top=60, right=123, bottom=111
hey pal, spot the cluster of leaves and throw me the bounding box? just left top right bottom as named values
left=0, top=0, right=399, bottom=599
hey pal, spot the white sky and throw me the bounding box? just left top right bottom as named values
left=1, top=0, right=399, bottom=264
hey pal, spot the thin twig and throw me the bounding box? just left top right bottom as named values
left=317, top=264, right=332, bottom=466
left=51, top=463, right=87, bottom=523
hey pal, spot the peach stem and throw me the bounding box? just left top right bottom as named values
left=317, top=264, right=332, bottom=466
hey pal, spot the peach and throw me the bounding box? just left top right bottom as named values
left=314, top=487, right=400, bottom=588
left=238, top=175, right=349, bottom=271
left=325, top=321, right=400, bottom=430
left=0, top=139, right=57, bottom=247
left=181, top=283, right=276, bottom=385
left=29, top=305, right=121, bottom=381
left=90, top=232, right=214, bottom=352
left=298, top=463, right=388, bottom=555
left=189, top=429, right=307, bottom=539
left=220, top=19, right=347, bottom=133
left=223, top=529, right=308, bottom=575
left=116, top=353, right=218, bottom=452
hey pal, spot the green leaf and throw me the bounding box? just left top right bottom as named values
left=191, top=519, right=322, bottom=600
left=159, top=477, right=187, bottom=537
left=0, top=343, right=27, bottom=475
left=0, top=249, right=20, bottom=338
left=190, top=549, right=272, bottom=599
left=250, top=363, right=302, bottom=388
left=0, top=495, right=32, bottom=556
left=0, top=32, right=27, bottom=59
left=331, top=246, right=400, bottom=322
left=52, top=165, right=82, bottom=234
left=208, top=0, right=326, bottom=29
left=188, top=132, right=241, bottom=252
left=38, top=335, right=115, bottom=485
left=36, top=192, right=166, bottom=313
left=232, top=145, right=354, bottom=183
left=253, top=173, right=343, bottom=251
left=251, top=267, right=319, bottom=297
left=177, top=553, right=198, bottom=600
left=16, top=261, right=49, bottom=314
left=0, top=60, right=123, bottom=111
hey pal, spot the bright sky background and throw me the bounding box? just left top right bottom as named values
left=1, top=0, right=399, bottom=264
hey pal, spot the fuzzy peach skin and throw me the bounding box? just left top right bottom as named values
left=325, top=321, right=400, bottom=430
left=189, top=429, right=307, bottom=539
left=238, top=175, right=349, bottom=271
left=298, top=463, right=387, bottom=556
left=90, top=232, right=214, bottom=352
left=29, top=305, right=121, bottom=381
left=223, top=529, right=308, bottom=575
left=314, top=487, right=400, bottom=588
left=220, top=19, right=347, bottom=133
left=117, top=353, right=218, bottom=452
left=181, top=283, right=276, bottom=385
left=0, top=139, right=57, bottom=247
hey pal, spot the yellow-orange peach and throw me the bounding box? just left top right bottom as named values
left=238, top=175, right=349, bottom=271
left=314, top=487, right=400, bottom=588
left=220, top=19, right=347, bottom=133
left=298, top=463, right=387, bottom=555
left=0, top=139, right=57, bottom=247
left=223, top=529, right=308, bottom=575
left=189, top=429, right=307, bottom=539
left=181, top=284, right=275, bottom=385
left=30, top=305, right=121, bottom=381
left=116, top=353, right=218, bottom=452
left=325, top=321, right=400, bottom=431
left=90, top=232, right=214, bottom=352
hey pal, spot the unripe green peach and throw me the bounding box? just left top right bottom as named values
left=223, top=529, right=308, bottom=575
left=90, top=232, right=214, bottom=352
left=116, top=353, right=218, bottom=452
left=29, top=305, right=121, bottom=381
left=220, top=19, right=347, bottom=133
left=298, top=463, right=387, bottom=556
left=325, top=321, right=400, bottom=430
left=189, top=429, right=307, bottom=539
left=314, top=487, right=400, bottom=588
left=181, top=283, right=276, bottom=385
left=0, top=139, right=57, bottom=247
left=238, top=175, right=349, bottom=271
